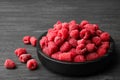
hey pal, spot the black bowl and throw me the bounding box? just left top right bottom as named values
left=37, top=32, right=115, bottom=76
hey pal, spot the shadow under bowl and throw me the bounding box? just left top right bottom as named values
left=36, top=32, right=115, bottom=76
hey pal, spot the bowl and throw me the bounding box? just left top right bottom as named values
left=36, top=32, right=115, bottom=76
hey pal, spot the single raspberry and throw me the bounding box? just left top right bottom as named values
left=69, top=48, right=77, bottom=58
left=97, top=47, right=107, bottom=57
left=79, top=20, right=89, bottom=29
left=48, top=41, right=58, bottom=54
left=60, top=41, right=72, bottom=52
left=62, top=22, right=69, bottom=29
left=58, top=53, right=72, bottom=62
left=54, top=23, right=62, bottom=30
left=77, top=39, right=86, bottom=45
left=76, top=44, right=86, bottom=55
left=74, top=55, right=86, bottom=62
left=47, top=31, right=57, bottom=41
left=70, top=30, right=79, bottom=39
left=96, top=30, right=103, bottom=36
left=23, top=36, right=31, bottom=44
left=26, top=59, right=38, bottom=70
left=84, top=24, right=96, bottom=35
left=80, top=29, right=91, bottom=39
left=42, top=46, right=51, bottom=56
left=100, top=32, right=110, bottom=41
left=57, top=28, right=69, bottom=40
left=54, top=36, right=63, bottom=46
left=69, top=20, right=77, bottom=25
left=69, top=24, right=79, bottom=32
left=86, top=52, right=99, bottom=61
left=40, top=36, right=48, bottom=48
left=19, top=54, right=32, bottom=63
left=92, top=24, right=99, bottom=30
left=30, top=36, right=37, bottom=47
left=14, top=48, right=27, bottom=57
left=86, top=43, right=96, bottom=52
left=68, top=38, right=77, bottom=47
left=4, top=59, right=16, bottom=69
left=92, top=36, right=101, bottom=46
left=51, top=52, right=62, bottom=60
left=101, top=42, right=110, bottom=49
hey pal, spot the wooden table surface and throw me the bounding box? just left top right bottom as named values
left=0, top=0, right=120, bottom=80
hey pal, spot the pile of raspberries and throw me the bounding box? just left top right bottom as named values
left=40, top=20, right=110, bottom=62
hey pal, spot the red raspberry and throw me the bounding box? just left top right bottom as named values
left=40, top=36, right=48, bottom=48
left=86, top=43, right=96, bottom=52
left=84, top=24, right=96, bottom=35
left=51, top=52, right=62, bottom=60
left=54, top=23, right=62, bottom=30
left=100, top=32, right=110, bottom=41
left=96, top=30, right=103, bottom=36
left=54, top=36, right=63, bottom=46
left=14, top=48, right=27, bottom=57
left=4, top=59, right=16, bottom=69
left=77, top=39, right=86, bottom=45
left=69, top=20, right=77, bottom=25
left=30, top=36, right=37, bottom=47
left=48, top=41, right=58, bottom=54
left=69, top=48, right=77, bottom=58
left=97, top=47, right=107, bottom=57
left=57, top=28, right=68, bottom=40
left=19, top=54, right=32, bottom=63
left=62, top=22, right=69, bottom=29
left=68, top=38, right=77, bottom=47
left=101, top=42, right=110, bottom=49
left=70, top=30, right=79, bottom=39
left=23, top=36, right=31, bottom=44
left=60, top=41, right=72, bottom=52
left=86, top=52, right=99, bottom=61
left=80, top=29, right=91, bottom=39
left=58, top=53, right=72, bottom=62
left=56, top=20, right=62, bottom=24
left=42, top=46, right=51, bottom=56
left=69, top=24, right=79, bottom=32
left=76, top=44, right=86, bottom=55
left=74, top=55, right=86, bottom=62
left=79, top=20, right=89, bottom=29
left=92, top=24, right=99, bottom=30
left=47, top=31, right=57, bottom=41
left=27, top=59, right=38, bottom=70
left=92, top=36, right=101, bottom=46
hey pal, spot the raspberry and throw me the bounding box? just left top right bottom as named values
left=51, top=52, right=62, bottom=60
left=54, top=23, right=62, bottom=30
left=26, top=59, right=38, bottom=70
left=54, top=36, right=63, bottom=46
left=19, top=54, right=32, bottom=63
left=92, top=36, right=101, bottom=46
left=86, top=43, right=96, bottom=52
left=69, top=48, right=77, bottom=58
left=4, top=59, right=16, bottom=69
left=69, top=24, right=79, bottom=32
left=70, top=30, right=79, bottom=39
left=47, top=29, right=58, bottom=41
left=48, top=41, right=58, bottom=54
left=96, top=30, right=103, bottom=36
left=42, top=46, right=51, bottom=56
left=62, top=22, right=69, bottom=29
left=97, top=47, right=107, bottom=57
left=100, top=32, right=110, bottom=41
left=14, top=48, right=27, bottom=57
left=68, top=38, right=77, bottom=47
left=76, top=44, right=86, bottom=55
left=60, top=41, right=72, bottom=52
left=101, top=42, right=110, bottom=49
left=84, top=24, right=96, bottom=35
left=40, top=36, right=48, bottom=48
left=30, top=36, right=37, bottom=47
left=79, top=20, right=89, bottom=29
left=57, top=28, right=68, bottom=40
left=69, top=20, right=77, bottom=25
left=86, top=52, right=99, bottom=61
left=92, top=24, right=99, bottom=30
left=80, top=29, right=91, bottom=39
left=23, top=36, right=31, bottom=44
left=74, top=55, right=86, bottom=62
left=77, top=39, right=86, bottom=45
left=58, top=53, right=72, bottom=62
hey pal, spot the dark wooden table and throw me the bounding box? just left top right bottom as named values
left=0, top=0, right=120, bottom=80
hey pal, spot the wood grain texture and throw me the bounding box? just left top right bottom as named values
left=0, top=0, right=120, bottom=80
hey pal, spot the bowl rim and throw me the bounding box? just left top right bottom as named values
left=37, top=32, right=114, bottom=65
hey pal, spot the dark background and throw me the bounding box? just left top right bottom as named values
left=0, top=0, right=120, bottom=80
